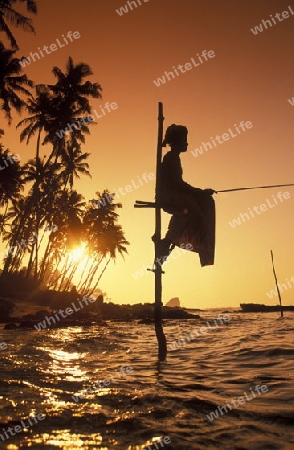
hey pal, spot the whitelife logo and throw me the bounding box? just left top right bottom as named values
left=34, top=295, right=95, bottom=330
left=190, top=121, right=253, bottom=158
left=206, top=384, right=269, bottom=422
left=55, top=102, right=118, bottom=139
left=19, top=31, right=81, bottom=67
left=153, top=50, right=215, bottom=87
left=72, top=366, right=133, bottom=402
left=228, top=191, right=291, bottom=228
left=116, top=0, right=149, bottom=16
left=95, top=172, right=155, bottom=208
left=168, top=314, right=230, bottom=351
left=266, top=275, right=294, bottom=299
left=0, top=413, right=46, bottom=442
left=250, top=5, right=294, bottom=35
left=0, top=154, right=20, bottom=170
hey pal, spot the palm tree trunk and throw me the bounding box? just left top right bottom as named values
left=3, top=128, right=42, bottom=276
left=76, top=254, right=91, bottom=290
left=26, top=243, right=35, bottom=278
left=81, top=254, right=104, bottom=294
left=87, top=256, right=111, bottom=297
left=47, top=250, right=64, bottom=288
left=38, top=239, right=52, bottom=281
left=34, top=128, right=42, bottom=280
left=82, top=265, right=99, bottom=295
left=79, top=257, right=101, bottom=294
left=56, top=254, right=70, bottom=290
left=63, top=260, right=79, bottom=291
left=0, top=202, right=9, bottom=235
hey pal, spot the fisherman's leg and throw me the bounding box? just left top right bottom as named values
left=165, top=194, right=208, bottom=252
left=154, top=192, right=183, bottom=260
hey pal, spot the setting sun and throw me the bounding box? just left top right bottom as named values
left=69, top=243, right=86, bottom=263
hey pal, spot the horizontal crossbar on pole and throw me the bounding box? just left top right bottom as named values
left=134, top=200, right=157, bottom=208
left=134, top=204, right=157, bottom=208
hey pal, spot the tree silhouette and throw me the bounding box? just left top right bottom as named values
left=0, top=42, right=33, bottom=123
left=0, top=143, right=23, bottom=219
left=59, top=138, right=91, bottom=190
left=0, top=0, right=37, bottom=49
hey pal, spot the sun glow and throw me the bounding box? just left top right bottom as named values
left=69, top=242, right=86, bottom=262
left=63, top=243, right=97, bottom=290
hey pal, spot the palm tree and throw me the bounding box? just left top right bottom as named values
left=13, top=58, right=100, bottom=269
left=59, top=138, right=91, bottom=190
left=79, top=191, right=129, bottom=294
left=86, top=224, right=129, bottom=297
left=45, top=56, right=102, bottom=164
left=2, top=194, right=33, bottom=273
left=21, top=157, right=61, bottom=276
left=17, top=84, right=54, bottom=162
left=16, top=85, right=61, bottom=276
left=0, top=0, right=37, bottom=49
left=42, top=188, right=85, bottom=289
left=0, top=149, right=22, bottom=237
left=0, top=143, right=23, bottom=216
left=14, top=57, right=100, bottom=228
left=0, top=42, right=33, bottom=123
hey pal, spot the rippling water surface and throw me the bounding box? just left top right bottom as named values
left=0, top=311, right=294, bottom=449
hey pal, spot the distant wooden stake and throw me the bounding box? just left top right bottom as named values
left=270, top=250, right=284, bottom=318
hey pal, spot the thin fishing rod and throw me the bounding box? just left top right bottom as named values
left=216, top=183, right=294, bottom=193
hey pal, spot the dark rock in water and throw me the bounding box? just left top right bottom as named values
left=18, top=320, right=38, bottom=329
left=162, top=306, right=199, bottom=319
left=165, top=297, right=181, bottom=308
left=21, top=309, right=50, bottom=321
left=240, top=303, right=294, bottom=312
left=138, top=318, right=154, bottom=325
left=4, top=323, right=18, bottom=330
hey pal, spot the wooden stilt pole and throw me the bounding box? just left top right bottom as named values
left=154, top=102, right=167, bottom=361
left=270, top=250, right=284, bottom=318
left=134, top=102, right=167, bottom=361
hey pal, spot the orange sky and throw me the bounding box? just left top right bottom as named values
left=1, top=0, right=294, bottom=308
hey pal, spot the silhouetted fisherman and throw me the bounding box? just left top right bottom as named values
left=157, top=124, right=216, bottom=266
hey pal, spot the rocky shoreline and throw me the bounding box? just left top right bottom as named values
left=0, top=293, right=200, bottom=329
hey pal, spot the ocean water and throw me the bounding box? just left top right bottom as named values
left=0, top=311, right=293, bottom=449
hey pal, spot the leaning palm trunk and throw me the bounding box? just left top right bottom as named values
left=26, top=242, right=36, bottom=278
left=34, top=205, right=40, bottom=279
left=46, top=250, right=66, bottom=288
left=57, top=253, right=81, bottom=291
left=81, top=264, right=100, bottom=295
left=79, top=268, right=97, bottom=295
left=34, top=129, right=42, bottom=279
left=38, top=239, right=54, bottom=282
left=63, top=260, right=80, bottom=291
left=9, top=247, right=24, bottom=273
left=0, top=203, right=9, bottom=235
left=87, top=256, right=111, bottom=297
left=55, top=254, right=71, bottom=291
left=79, top=257, right=102, bottom=294
left=82, top=253, right=106, bottom=294
left=3, top=192, right=36, bottom=274
left=2, top=138, right=63, bottom=275
left=76, top=255, right=91, bottom=290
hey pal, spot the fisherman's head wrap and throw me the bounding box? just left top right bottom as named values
left=162, top=124, right=188, bottom=147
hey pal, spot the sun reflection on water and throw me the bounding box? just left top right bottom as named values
left=24, top=431, right=105, bottom=448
